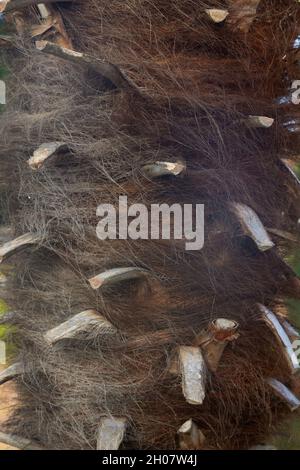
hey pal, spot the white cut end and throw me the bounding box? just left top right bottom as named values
left=231, top=202, right=274, bottom=251
left=27, top=142, right=66, bottom=169
left=142, top=160, right=186, bottom=178
left=0, top=233, right=40, bottom=264
left=213, top=318, right=237, bottom=331
left=97, top=417, right=126, bottom=450
left=89, top=267, right=147, bottom=290
left=177, top=419, right=205, bottom=450
left=197, top=318, right=239, bottom=372
left=179, top=346, right=206, bottom=405
left=44, top=310, right=116, bottom=344
left=0, top=362, right=24, bottom=385
left=205, top=9, right=229, bottom=23
left=178, top=419, right=194, bottom=434
left=35, top=39, right=48, bottom=50
left=259, top=304, right=300, bottom=372
left=247, top=116, right=274, bottom=128
left=37, top=3, right=51, bottom=19
left=267, top=378, right=300, bottom=411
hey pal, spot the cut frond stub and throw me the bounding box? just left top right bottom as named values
left=0, top=233, right=40, bottom=264
left=205, top=9, right=229, bottom=24
left=89, top=267, right=148, bottom=290
left=280, top=159, right=300, bottom=187
left=245, top=115, right=274, bottom=128
left=97, top=417, right=126, bottom=450
left=259, top=304, right=300, bottom=373
left=0, top=432, right=44, bottom=450
left=177, top=419, right=206, bottom=450
left=231, top=202, right=274, bottom=251
left=27, top=142, right=68, bottom=170
left=266, top=378, right=300, bottom=411
left=44, top=310, right=116, bottom=344
left=196, top=318, right=239, bottom=372
left=282, top=320, right=300, bottom=341
left=179, top=346, right=206, bottom=405
left=142, top=160, right=186, bottom=178
left=36, top=40, right=135, bottom=91
left=32, top=3, right=73, bottom=49
left=0, top=362, right=24, bottom=385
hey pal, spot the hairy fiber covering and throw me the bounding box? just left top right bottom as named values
left=0, top=0, right=300, bottom=449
